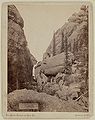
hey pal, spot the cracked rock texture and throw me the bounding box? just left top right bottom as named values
left=8, top=89, right=87, bottom=112
left=43, top=5, right=88, bottom=64
left=8, top=5, right=37, bottom=93
left=7, top=5, right=89, bottom=112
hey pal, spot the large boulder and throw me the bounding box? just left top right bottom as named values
left=8, top=5, right=37, bottom=93
left=35, top=5, right=88, bottom=77
left=8, top=89, right=88, bottom=112
left=39, top=5, right=88, bottom=93
left=35, top=52, right=74, bottom=76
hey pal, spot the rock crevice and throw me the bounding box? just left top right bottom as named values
left=8, top=5, right=89, bottom=112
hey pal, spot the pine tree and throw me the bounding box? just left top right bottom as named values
left=65, top=35, right=68, bottom=66
left=64, top=35, right=72, bottom=74
left=16, top=48, right=19, bottom=89
left=73, top=39, right=76, bottom=58
left=61, top=32, right=64, bottom=53
left=52, top=32, right=56, bottom=56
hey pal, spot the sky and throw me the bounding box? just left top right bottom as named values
left=15, top=2, right=83, bottom=61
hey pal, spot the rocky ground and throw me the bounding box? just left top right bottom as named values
left=8, top=5, right=89, bottom=112
left=8, top=89, right=88, bottom=112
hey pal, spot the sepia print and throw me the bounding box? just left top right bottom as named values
left=1, top=1, right=93, bottom=119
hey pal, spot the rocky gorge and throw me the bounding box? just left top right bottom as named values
left=8, top=5, right=89, bottom=112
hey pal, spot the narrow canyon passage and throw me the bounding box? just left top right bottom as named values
left=8, top=4, right=89, bottom=112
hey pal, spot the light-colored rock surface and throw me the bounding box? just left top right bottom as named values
left=8, top=89, right=87, bottom=112
left=35, top=5, right=88, bottom=77
left=44, top=5, right=88, bottom=64
left=7, top=5, right=89, bottom=112
left=35, top=52, right=74, bottom=76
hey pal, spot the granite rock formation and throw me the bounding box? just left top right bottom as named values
left=35, top=4, right=88, bottom=90
left=8, top=5, right=37, bottom=93
left=34, top=5, right=89, bottom=112
left=43, top=5, right=88, bottom=64
left=8, top=89, right=88, bottom=112
left=7, top=5, right=89, bottom=112
left=35, top=5, right=88, bottom=83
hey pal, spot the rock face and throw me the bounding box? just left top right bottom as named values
left=35, top=52, right=74, bottom=76
left=36, top=5, right=88, bottom=89
left=8, top=5, right=37, bottom=93
left=8, top=89, right=87, bottom=112
left=7, top=5, right=89, bottom=112
left=43, top=5, right=88, bottom=64
left=35, top=5, right=88, bottom=78
left=34, top=5, right=89, bottom=112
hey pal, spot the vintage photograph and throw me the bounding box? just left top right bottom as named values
left=5, top=1, right=91, bottom=114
